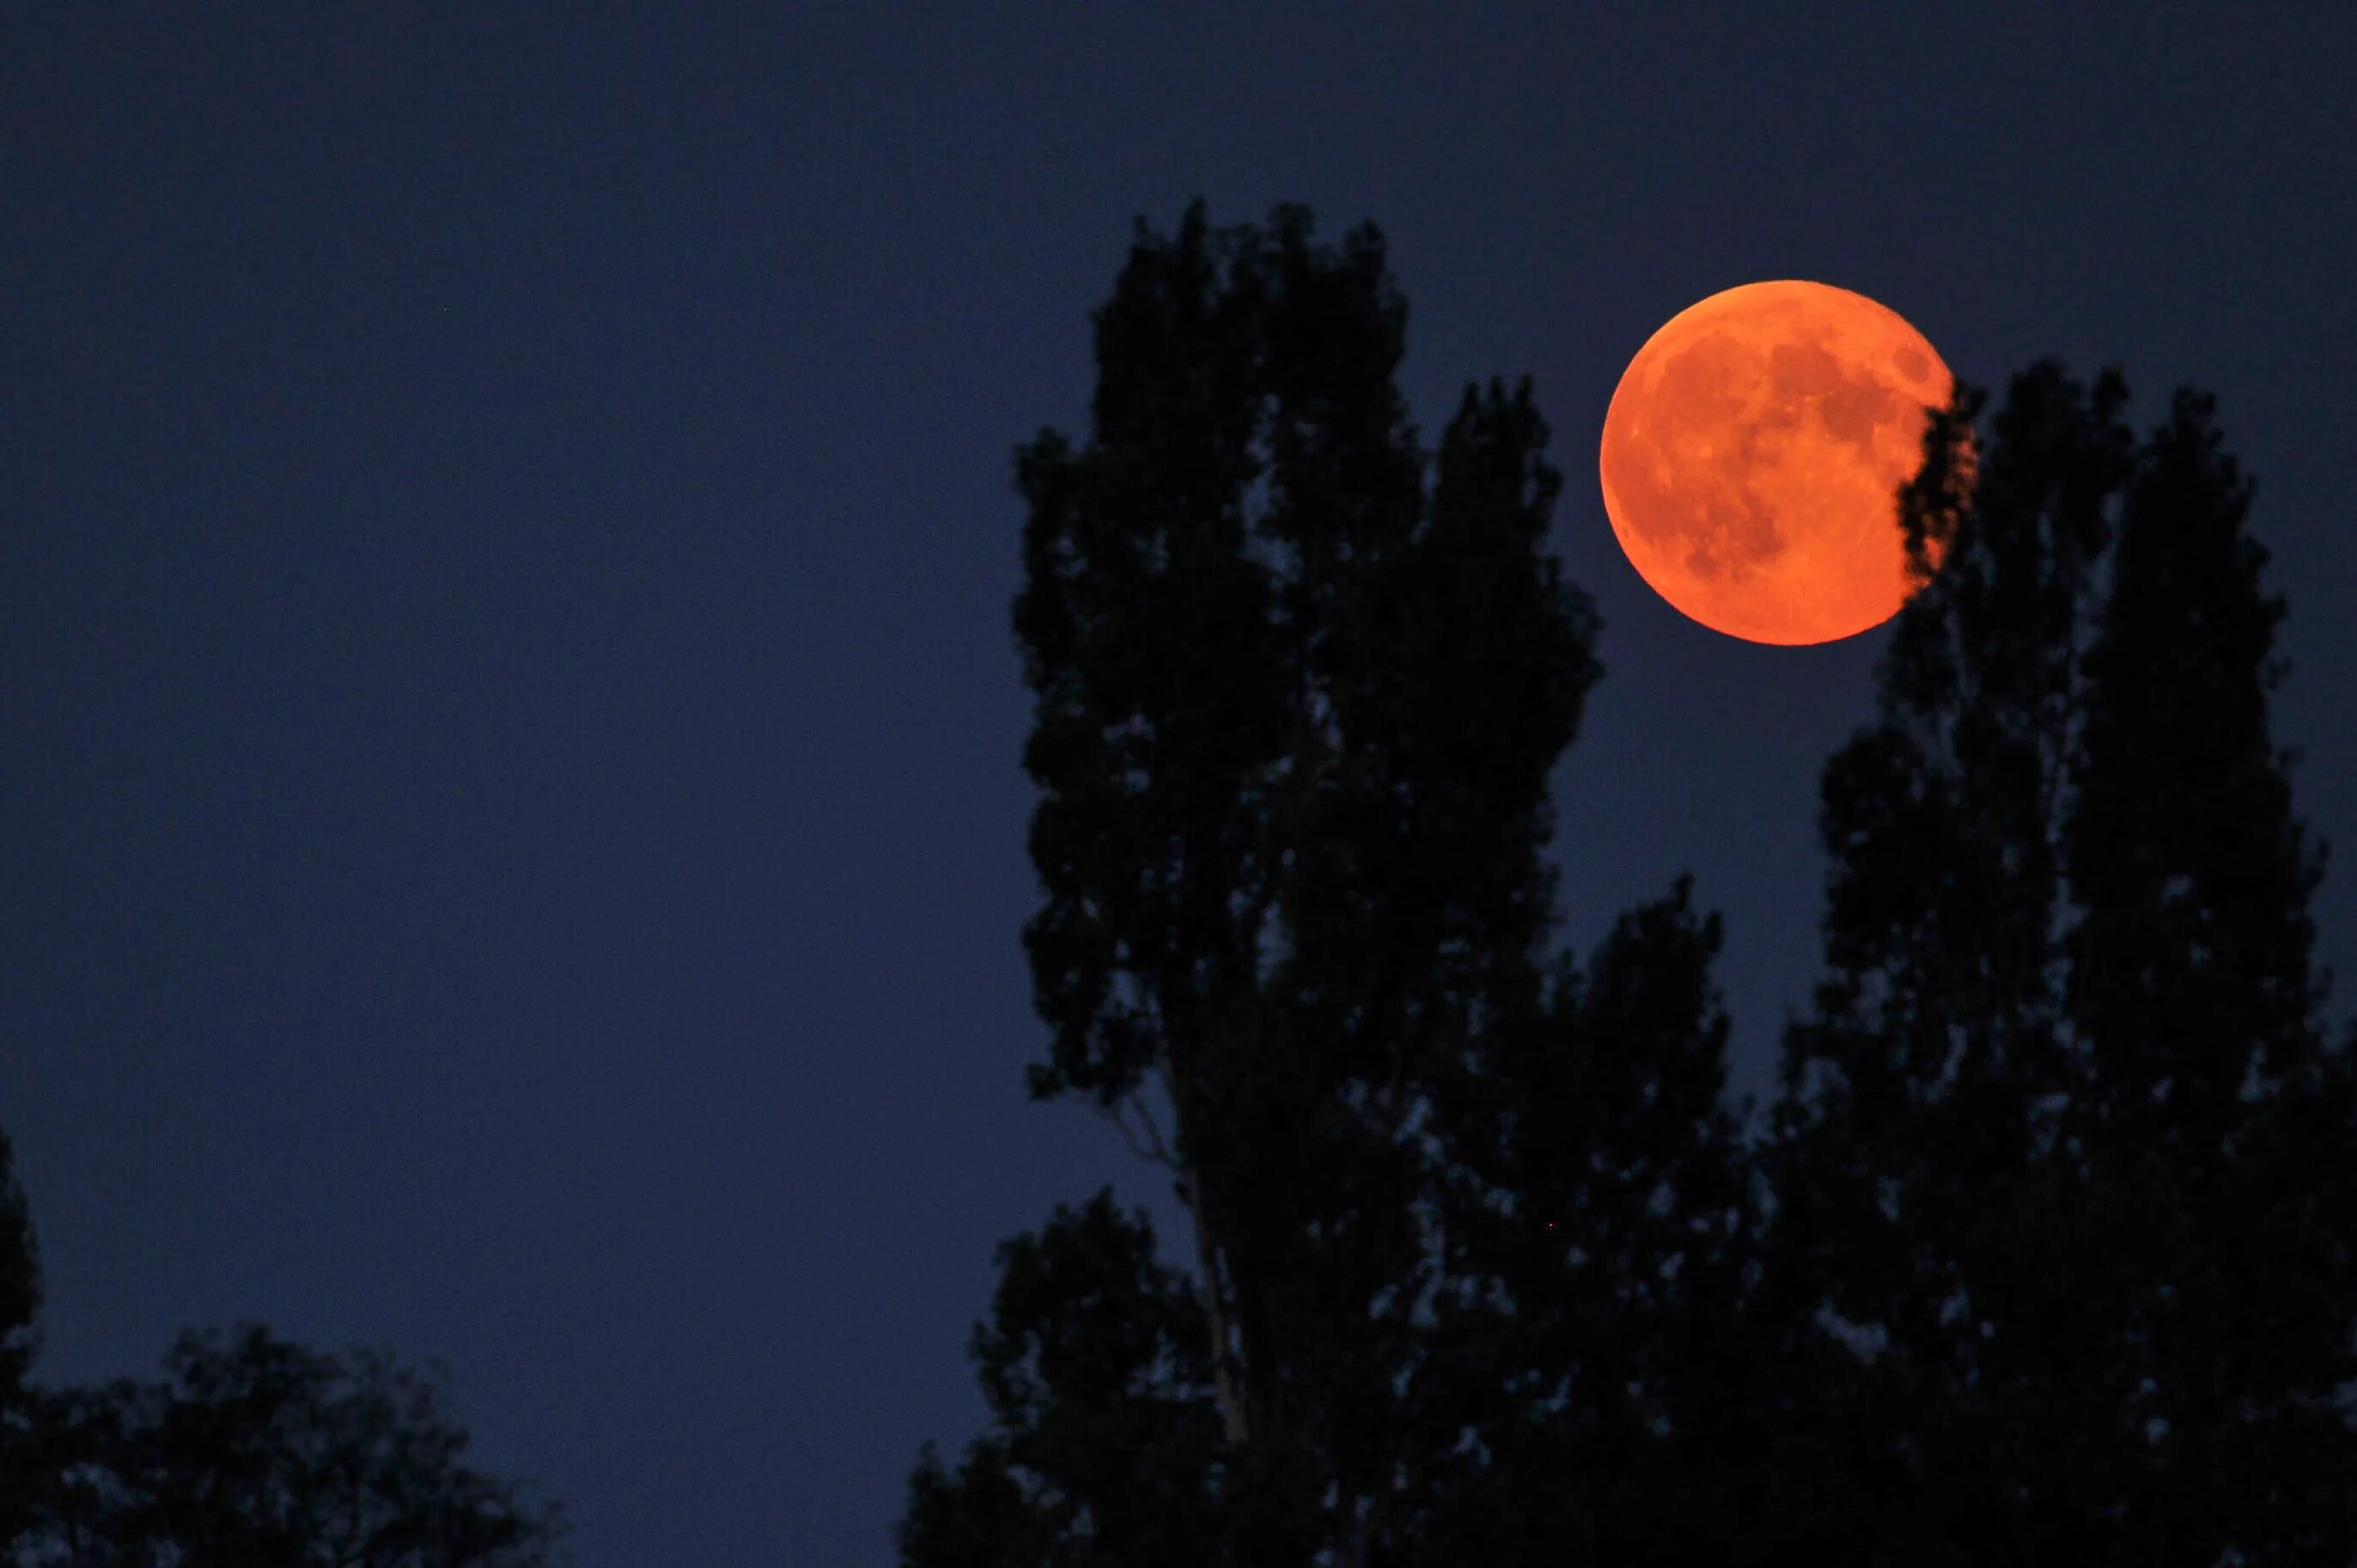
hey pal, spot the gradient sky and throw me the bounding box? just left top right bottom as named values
left=6, top=7, right=2354, bottom=1564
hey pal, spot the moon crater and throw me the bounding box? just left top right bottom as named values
left=1599, top=280, right=1954, bottom=645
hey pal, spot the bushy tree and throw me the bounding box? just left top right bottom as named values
left=1404, top=878, right=1806, bottom=1566
left=1, top=1111, right=561, bottom=1564
left=0, top=1130, right=41, bottom=1547
left=9, top=1323, right=567, bottom=1568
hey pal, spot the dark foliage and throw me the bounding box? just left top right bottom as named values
left=0, top=1111, right=563, bottom=1566
left=0, top=1131, right=41, bottom=1546
left=1761, top=362, right=2357, bottom=1563
left=904, top=201, right=2357, bottom=1565
left=904, top=199, right=1788, bottom=1565
left=6, top=1323, right=567, bottom=1568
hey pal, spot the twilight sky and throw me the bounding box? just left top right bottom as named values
left=5, top=7, right=2354, bottom=1564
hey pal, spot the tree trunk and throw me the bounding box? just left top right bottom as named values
left=1163, top=1056, right=1250, bottom=1447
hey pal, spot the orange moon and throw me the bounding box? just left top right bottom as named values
left=1598, top=280, right=1954, bottom=645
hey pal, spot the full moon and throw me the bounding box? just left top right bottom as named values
left=1598, top=280, right=1955, bottom=645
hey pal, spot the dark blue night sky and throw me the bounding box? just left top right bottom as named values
left=7, top=7, right=2354, bottom=1563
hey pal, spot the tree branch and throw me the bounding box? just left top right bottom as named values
left=1099, top=1088, right=1179, bottom=1171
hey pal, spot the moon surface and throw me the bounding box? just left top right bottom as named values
left=1598, top=280, right=1954, bottom=645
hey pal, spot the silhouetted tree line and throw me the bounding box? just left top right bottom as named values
left=0, top=1138, right=564, bottom=1557
left=898, top=199, right=2357, bottom=1565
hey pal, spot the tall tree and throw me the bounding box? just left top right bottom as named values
left=1758, top=362, right=2357, bottom=1561
left=1753, top=362, right=2129, bottom=1563
left=2058, top=387, right=2357, bottom=1561
left=902, top=200, right=1769, bottom=1565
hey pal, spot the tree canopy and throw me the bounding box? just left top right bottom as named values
left=902, top=199, right=2357, bottom=1566
left=1762, top=361, right=2357, bottom=1562
left=7, top=1323, right=567, bottom=1568
left=0, top=1108, right=563, bottom=1566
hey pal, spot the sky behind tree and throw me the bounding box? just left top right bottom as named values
left=5, top=6, right=2355, bottom=1564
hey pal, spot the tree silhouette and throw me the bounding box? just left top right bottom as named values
left=2061, top=384, right=2357, bottom=1559
left=904, top=198, right=2357, bottom=1565
left=1757, top=362, right=2357, bottom=1562
left=0, top=1109, right=562, bottom=1565
left=0, top=1129, right=40, bottom=1547
left=7, top=1322, right=567, bottom=1568
left=900, top=199, right=1775, bottom=1565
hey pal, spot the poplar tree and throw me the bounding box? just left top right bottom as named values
left=1758, top=362, right=2357, bottom=1562
left=2058, top=386, right=2357, bottom=1560
left=900, top=200, right=1760, bottom=1565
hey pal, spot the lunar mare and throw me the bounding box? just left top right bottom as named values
left=1599, top=280, right=1954, bottom=645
